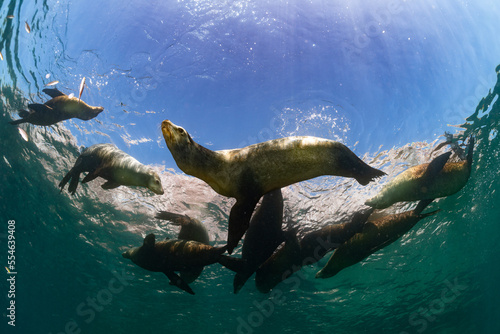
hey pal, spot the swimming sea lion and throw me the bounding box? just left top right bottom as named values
left=233, top=189, right=285, bottom=294
left=254, top=208, right=373, bottom=293
left=155, top=211, right=210, bottom=283
left=365, top=137, right=474, bottom=209
left=161, top=119, right=385, bottom=253
left=122, top=234, right=230, bottom=295
left=9, top=88, right=103, bottom=125
left=59, top=144, right=164, bottom=195
left=315, top=199, right=438, bottom=279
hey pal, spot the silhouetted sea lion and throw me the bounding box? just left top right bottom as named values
left=233, top=189, right=285, bottom=294
left=315, top=199, right=438, bottom=279
left=59, top=144, right=163, bottom=195
left=161, top=119, right=385, bottom=253
left=122, top=234, right=230, bottom=295
left=9, top=88, right=103, bottom=125
left=254, top=208, right=373, bottom=293
left=156, top=211, right=210, bottom=283
left=366, top=137, right=474, bottom=209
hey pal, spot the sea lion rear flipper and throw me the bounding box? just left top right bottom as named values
left=163, top=271, right=195, bottom=295
left=42, top=88, right=66, bottom=98
left=101, top=181, right=120, bottom=189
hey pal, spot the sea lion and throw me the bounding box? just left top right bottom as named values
left=315, top=199, right=438, bottom=279
left=122, top=234, right=230, bottom=295
left=155, top=211, right=210, bottom=283
left=59, top=144, right=163, bottom=195
left=9, top=88, right=103, bottom=125
left=365, top=137, right=474, bottom=209
left=161, top=119, right=385, bottom=253
left=233, top=189, right=285, bottom=294
left=254, top=208, right=373, bottom=293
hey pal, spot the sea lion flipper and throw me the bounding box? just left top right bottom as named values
left=466, top=136, right=475, bottom=165
left=101, top=181, right=120, bottom=189
left=28, top=103, right=53, bottom=113
left=422, top=151, right=452, bottom=186
left=413, top=199, right=434, bottom=215
left=227, top=198, right=260, bottom=254
left=42, top=88, right=66, bottom=98
left=81, top=170, right=99, bottom=183
left=155, top=211, right=189, bottom=225
left=163, top=271, right=195, bottom=295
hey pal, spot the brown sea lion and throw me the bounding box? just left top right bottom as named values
left=155, top=211, right=210, bottom=283
left=59, top=144, right=163, bottom=195
left=122, top=234, right=230, bottom=295
left=161, top=119, right=385, bottom=253
left=315, top=199, right=438, bottom=279
left=366, top=137, right=474, bottom=209
left=9, top=88, right=103, bottom=125
left=254, top=208, right=373, bottom=293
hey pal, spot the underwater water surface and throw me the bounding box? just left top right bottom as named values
left=1, top=1, right=500, bottom=333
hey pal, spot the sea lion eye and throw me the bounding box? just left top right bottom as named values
left=178, top=128, right=185, bottom=135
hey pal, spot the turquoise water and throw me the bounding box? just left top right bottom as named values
left=1, top=1, right=500, bottom=333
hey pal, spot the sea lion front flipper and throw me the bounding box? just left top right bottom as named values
left=101, top=181, right=120, bottom=189
left=42, top=88, right=66, bottom=98
left=466, top=136, right=475, bottom=165
left=155, top=211, right=190, bottom=225
left=81, top=170, right=99, bottom=183
left=28, top=103, right=53, bottom=113
left=163, top=271, right=195, bottom=295
left=227, top=198, right=260, bottom=254
left=420, top=151, right=452, bottom=192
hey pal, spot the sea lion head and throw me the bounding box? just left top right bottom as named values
left=147, top=171, right=164, bottom=195
left=161, top=120, right=192, bottom=148
left=78, top=105, right=104, bottom=120
left=161, top=120, right=199, bottom=171
left=122, top=234, right=156, bottom=268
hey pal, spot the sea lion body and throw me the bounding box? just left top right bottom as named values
left=122, top=234, right=228, bottom=295
left=9, top=88, right=103, bottom=126
left=59, top=144, right=163, bottom=195
left=155, top=211, right=210, bottom=283
left=161, top=120, right=385, bottom=252
left=315, top=200, right=438, bottom=279
left=366, top=138, right=474, bottom=209
left=254, top=209, right=373, bottom=293
left=234, top=189, right=285, bottom=294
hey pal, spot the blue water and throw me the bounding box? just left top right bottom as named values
left=1, top=0, right=500, bottom=333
